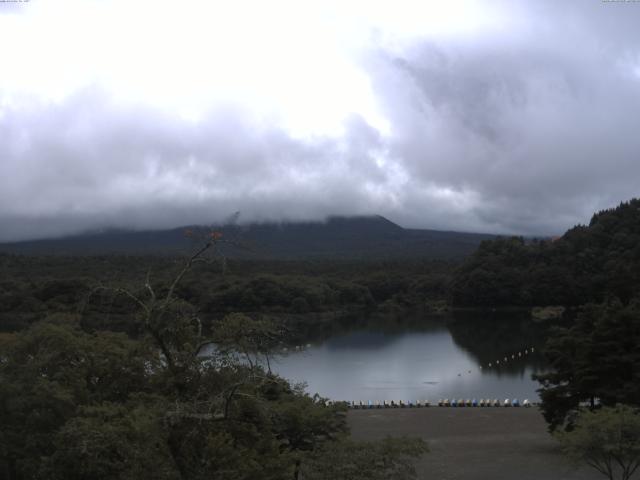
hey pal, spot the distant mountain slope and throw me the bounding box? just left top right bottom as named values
left=0, top=216, right=495, bottom=259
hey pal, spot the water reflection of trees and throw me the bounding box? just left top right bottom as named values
left=447, top=310, right=549, bottom=375
left=275, top=308, right=555, bottom=378
left=277, top=308, right=446, bottom=346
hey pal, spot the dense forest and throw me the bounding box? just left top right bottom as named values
left=0, top=240, right=429, bottom=480
left=534, top=299, right=640, bottom=431
left=0, top=228, right=452, bottom=480
left=0, top=255, right=452, bottom=335
left=3, top=200, right=640, bottom=478
left=449, top=199, right=640, bottom=432
left=451, top=199, right=640, bottom=307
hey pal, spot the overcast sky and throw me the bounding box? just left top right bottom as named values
left=1, top=0, right=639, bottom=242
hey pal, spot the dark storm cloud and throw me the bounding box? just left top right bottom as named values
left=362, top=0, right=640, bottom=233
left=1, top=1, right=640, bottom=241
left=0, top=90, right=394, bottom=241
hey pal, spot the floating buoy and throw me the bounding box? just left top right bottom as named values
left=518, top=352, right=522, bottom=357
left=504, top=357, right=508, bottom=362
left=488, top=363, right=492, bottom=367
left=531, top=347, right=535, bottom=352
left=496, top=360, right=500, bottom=365
left=511, top=355, right=515, bottom=359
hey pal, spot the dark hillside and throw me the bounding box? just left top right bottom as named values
left=451, top=198, right=640, bottom=307
left=0, top=216, right=495, bottom=260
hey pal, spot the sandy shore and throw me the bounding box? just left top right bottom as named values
left=348, top=407, right=601, bottom=480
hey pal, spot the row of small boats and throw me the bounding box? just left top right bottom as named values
left=349, top=398, right=532, bottom=408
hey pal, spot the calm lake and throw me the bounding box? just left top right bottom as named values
left=269, top=311, right=549, bottom=403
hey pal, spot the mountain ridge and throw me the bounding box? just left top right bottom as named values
left=0, top=215, right=496, bottom=259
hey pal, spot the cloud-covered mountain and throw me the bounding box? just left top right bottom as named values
left=0, top=216, right=495, bottom=259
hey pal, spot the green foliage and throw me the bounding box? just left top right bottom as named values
left=0, top=255, right=453, bottom=334
left=0, top=319, right=352, bottom=480
left=0, top=323, right=155, bottom=479
left=555, top=405, right=640, bottom=480
left=451, top=237, right=531, bottom=306
left=535, top=300, right=640, bottom=431
left=267, top=383, right=349, bottom=452
left=211, top=313, right=285, bottom=370
left=0, top=244, right=428, bottom=479
left=452, top=198, right=640, bottom=307
left=47, top=399, right=177, bottom=480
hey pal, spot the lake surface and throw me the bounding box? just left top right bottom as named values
left=270, top=313, right=548, bottom=403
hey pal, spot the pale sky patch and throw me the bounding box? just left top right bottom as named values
left=1, top=0, right=640, bottom=241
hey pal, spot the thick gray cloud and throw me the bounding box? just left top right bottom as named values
left=0, top=91, right=396, bottom=241
left=1, top=1, right=640, bottom=241
left=363, top=0, right=640, bottom=234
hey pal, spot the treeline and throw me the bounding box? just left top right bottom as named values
left=0, top=241, right=428, bottom=479
left=0, top=255, right=453, bottom=333
left=448, top=199, right=640, bottom=431
left=451, top=198, right=640, bottom=307
left=535, top=298, right=640, bottom=430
